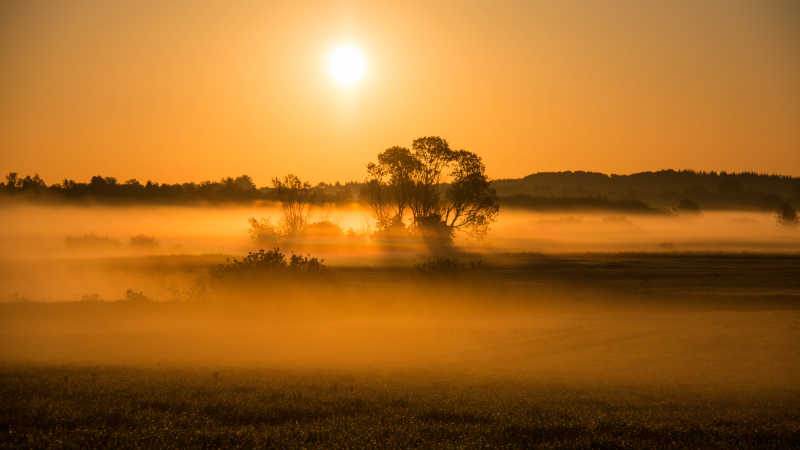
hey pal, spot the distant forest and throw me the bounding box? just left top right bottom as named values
left=2, top=170, right=798, bottom=213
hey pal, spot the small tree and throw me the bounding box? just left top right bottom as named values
left=272, top=174, right=312, bottom=236
left=5, top=172, right=19, bottom=192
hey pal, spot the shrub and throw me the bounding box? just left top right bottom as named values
left=210, top=248, right=326, bottom=281
left=123, top=289, right=150, bottom=302
left=130, top=234, right=158, bottom=248
left=288, top=253, right=326, bottom=272
left=415, top=257, right=484, bottom=275
left=248, top=217, right=281, bottom=245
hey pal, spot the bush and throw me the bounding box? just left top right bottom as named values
left=210, top=248, right=326, bottom=281
left=288, top=253, right=326, bottom=272
left=123, top=289, right=150, bottom=302
left=130, top=234, right=158, bottom=248
left=415, top=257, right=484, bottom=275
left=248, top=218, right=281, bottom=245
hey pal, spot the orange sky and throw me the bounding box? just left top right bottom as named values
left=1, top=0, right=799, bottom=184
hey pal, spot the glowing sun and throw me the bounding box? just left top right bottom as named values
left=328, top=45, right=365, bottom=86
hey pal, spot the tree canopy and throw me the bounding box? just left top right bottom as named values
left=365, top=136, right=499, bottom=240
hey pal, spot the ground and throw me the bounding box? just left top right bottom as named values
left=1, top=252, right=799, bottom=448
left=2, top=366, right=799, bottom=449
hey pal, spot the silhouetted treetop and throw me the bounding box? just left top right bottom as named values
left=365, top=136, right=499, bottom=240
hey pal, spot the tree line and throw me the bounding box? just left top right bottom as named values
left=494, top=170, right=800, bottom=212
left=1, top=172, right=360, bottom=204
left=3, top=142, right=799, bottom=216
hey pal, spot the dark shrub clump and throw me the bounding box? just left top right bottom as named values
left=415, top=257, right=484, bottom=275
left=130, top=234, right=159, bottom=248
left=123, top=289, right=150, bottom=302
left=210, top=248, right=326, bottom=281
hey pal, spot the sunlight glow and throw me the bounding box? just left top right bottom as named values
left=328, top=45, right=365, bottom=86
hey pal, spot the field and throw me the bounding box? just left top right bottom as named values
left=2, top=366, right=799, bottom=449
left=2, top=250, right=799, bottom=448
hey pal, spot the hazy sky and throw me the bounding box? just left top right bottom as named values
left=1, top=0, right=799, bottom=184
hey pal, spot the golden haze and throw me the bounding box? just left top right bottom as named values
left=1, top=0, right=799, bottom=183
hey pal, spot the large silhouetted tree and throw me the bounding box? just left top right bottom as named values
left=365, top=137, right=499, bottom=241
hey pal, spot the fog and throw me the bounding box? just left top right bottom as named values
left=1, top=203, right=796, bottom=302
left=1, top=203, right=795, bottom=256
left=0, top=203, right=798, bottom=393
left=1, top=280, right=798, bottom=390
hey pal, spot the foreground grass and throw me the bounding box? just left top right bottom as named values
left=1, top=366, right=799, bottom=449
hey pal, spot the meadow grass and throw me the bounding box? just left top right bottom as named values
left=2, top=366, right=799, bottom=449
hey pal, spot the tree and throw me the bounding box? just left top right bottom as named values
left=272, top=174, right=313, bottom=236
left=5, top=173, right=19, bottom=191
left=365, top=137, right=499, bottom=241
left=233, top=175, right=256, bottom=192
left=19, top=174, right=46, bottom=193
left=365, top=146, right=419, bottom=230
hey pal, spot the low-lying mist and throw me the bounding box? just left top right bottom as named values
left=0, top=202, right=798, bottom=394
left=1, top=202, right=796, bottom=257
left=0, top=203, right=796, bottom=301
left=2, top=274, right=798, bottom=390
left=0, top=204, right=800, bottom=301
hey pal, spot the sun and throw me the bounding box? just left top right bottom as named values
left=328, top=45, right=365, bottom=86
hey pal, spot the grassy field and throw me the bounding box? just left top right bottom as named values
left=1, top=252, right=799, bottom=448
left=2, top=366, right=799, bottom=448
